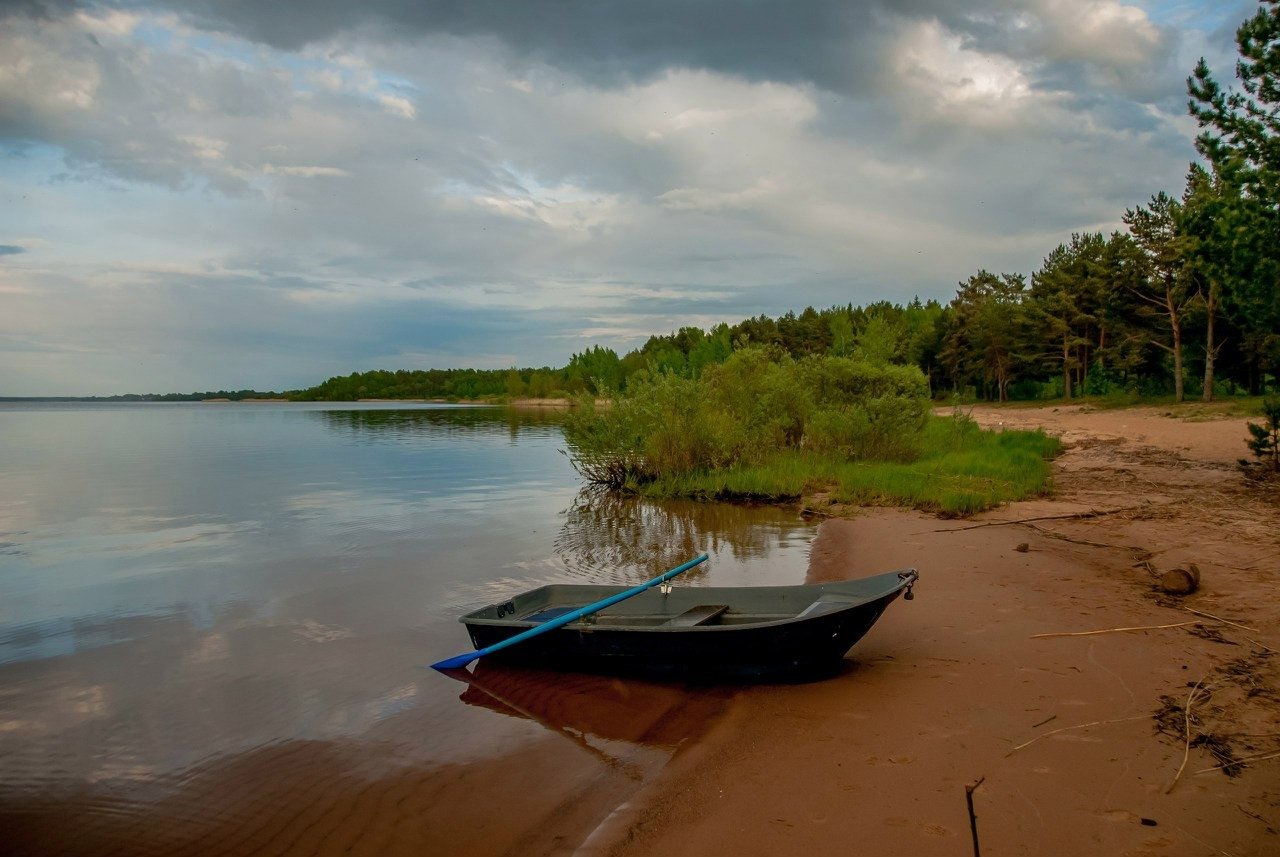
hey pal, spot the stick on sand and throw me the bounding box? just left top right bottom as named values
left=1031, top=622, right=1199, bottom=639
left=1166, top=679, right=1205, bottom=794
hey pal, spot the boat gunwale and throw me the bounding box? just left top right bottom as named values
left=460, top=568, right=917, bottom=634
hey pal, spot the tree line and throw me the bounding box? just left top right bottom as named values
left=298, top=3, right=1279, bottom=405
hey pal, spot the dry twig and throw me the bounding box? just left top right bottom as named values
left=1238, top=548, right=1280, bottom=571
left=1243, top=637, right=1278, bottom=655
left=926, top=506, right=1146, bottom=533
left=1166, top=679, right=1205, bottom=794
left=1027, top=523, right=1149, bottom=555
left=1181, top=607, right=1259, bottom=634
left=1195, top=749, right=1280, bottom=775
left=965, top=776, right=985, bottom=857
left=1031, top=622, right=1200, bottom=639
left=1006, top=715, right=1149, bottom=756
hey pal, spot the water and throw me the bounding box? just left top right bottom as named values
left=0, top=402, right=817, bottom=855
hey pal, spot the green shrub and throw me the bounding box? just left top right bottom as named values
left=1244, top=397, right=1280, bottom=472
left=564, top=347, right=933, bottom=486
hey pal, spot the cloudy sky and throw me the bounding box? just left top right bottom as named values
left=0, top=0, right=1254, bottom=395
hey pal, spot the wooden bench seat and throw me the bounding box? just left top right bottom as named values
left=662, top=604, right=729, bottom=627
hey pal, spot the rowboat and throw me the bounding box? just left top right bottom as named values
left=451, top=568, right=918, bottom=679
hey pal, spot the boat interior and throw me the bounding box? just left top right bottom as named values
left=462, top=571, right=914, bottom=630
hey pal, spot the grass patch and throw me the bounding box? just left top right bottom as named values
left=640, top=416, right=1061, bottom=516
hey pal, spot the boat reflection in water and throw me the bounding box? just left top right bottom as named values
left=442, top=661, right=733, bottom=781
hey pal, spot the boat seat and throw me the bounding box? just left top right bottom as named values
left=523, top=606, right=577, bottom=623
left=662, top=604, right=729, bottom=627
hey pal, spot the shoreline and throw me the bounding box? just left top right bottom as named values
left=585, top=404, right=1279, bottom=857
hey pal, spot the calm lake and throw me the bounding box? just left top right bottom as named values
left=0, top=402, right=817, bottom=855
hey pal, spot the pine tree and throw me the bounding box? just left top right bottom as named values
left=1245, top=398, right=1280, bottom=472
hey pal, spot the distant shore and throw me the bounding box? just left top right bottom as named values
left=352, top=396, right=576, bottom=408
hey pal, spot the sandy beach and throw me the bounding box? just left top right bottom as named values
left=585, top=403, right=1280, bottom=857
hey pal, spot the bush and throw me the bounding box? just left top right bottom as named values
left=1244, top=397, right=1280, bottom=473
left=564, top=347, right=933, bottom=485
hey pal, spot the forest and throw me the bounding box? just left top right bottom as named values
left=296, top=3, right=1280, bottom=406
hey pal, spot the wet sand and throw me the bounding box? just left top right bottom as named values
left=3, top=404, right=1276, bottom=856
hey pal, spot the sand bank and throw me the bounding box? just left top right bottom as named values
left=589, top=404, right=1279, bottom=857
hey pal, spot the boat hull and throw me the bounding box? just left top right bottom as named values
left=459, top=569, right=917, bottom=680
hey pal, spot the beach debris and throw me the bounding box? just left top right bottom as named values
left=965, top=776, right=985, bottom=857
left=1031, top=622, right=1200, bottom=639
left=1187, top=624, right=1238, bottom=646
left=928, top=505, right=1149, bottom=532
left=1198, top=750, right=1280, bottom=775
left=1160, top=563, right=1200, bottom=596
left=1007, top=715, right=1149, bottom=755
left=1166, top=678, right=1206, bottom=793
left=1238, top=804, right=1279, bottom=835
left=1153, top=652, right=1279, bottom=786
left=1181, top=606, right=1259, bottom=634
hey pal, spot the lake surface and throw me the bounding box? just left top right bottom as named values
left=0, top=402, right=818, bottom=855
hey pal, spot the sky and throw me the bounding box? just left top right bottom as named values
left=0, top=0, right=1257, bottom=395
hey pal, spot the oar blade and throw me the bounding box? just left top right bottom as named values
left=431, top=651, right=481, bottom=671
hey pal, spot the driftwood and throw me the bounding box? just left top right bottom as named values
left=1160, top=564, right=1200, bottom=595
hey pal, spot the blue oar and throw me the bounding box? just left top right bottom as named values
left=431, top=553, right=709, bottom=671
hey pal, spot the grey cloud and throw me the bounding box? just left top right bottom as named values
left=149, top=0, right=1185, bottom=105
left=158, top=0, right=882, bottom=93
left=0, top=244, right=26, bottom=255
left=0, top=0, right=77, bottom=19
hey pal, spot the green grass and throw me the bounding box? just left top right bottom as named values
left=641, top=416, right=1061, bottom=516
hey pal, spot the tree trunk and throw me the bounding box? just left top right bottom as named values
left=1167, top=285, right=1184, bottom=404
left=1062, top=335, right=1073, bottom=400
left=1202, top=282, right=1218, bottom=403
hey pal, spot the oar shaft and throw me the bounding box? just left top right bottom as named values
left=431, top=553, right=709, bottom=671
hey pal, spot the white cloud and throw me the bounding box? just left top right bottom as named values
left=893, top=19, right=1047, bottom=129
left=377, top=93, right=416, bottom=119
left=1035, top=0, right=1163, bottom=68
